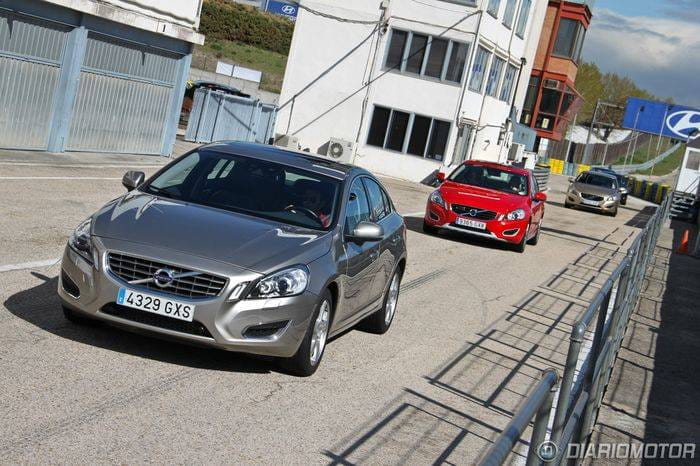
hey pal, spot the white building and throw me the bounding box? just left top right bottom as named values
left=276, top=0, right=547, bottom=182
left=0, top=0, right=204, bottom=156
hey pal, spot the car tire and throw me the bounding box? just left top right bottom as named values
left=62, top=305, right=96, bottom=325
left=564, top=201, right=572, bottom=209
left=610, top=207, right=618, bottom=217
left=621, top=196, right=627, bottom=206
left=527, top=220, right=542, bottom=246
left=281, top=290, right=332, bottom=377
left=513, top=229, right=527, bottom=253
left=422, top=221, right=439, bottom=235
left=363, top=268, right=402, bottom=335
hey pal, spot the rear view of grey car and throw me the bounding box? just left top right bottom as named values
left=58, top=142, right=407, bottom=376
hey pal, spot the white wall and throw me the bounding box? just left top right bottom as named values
left=276, top=0, right=547, bottom=182
left=44, top=0, right=205, bottom=43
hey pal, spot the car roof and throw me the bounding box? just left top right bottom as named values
left=464, top=159, right=530, bottom=176
left=581, top=170, right=617, bottom=180
left=198, top=141, right=363, bottom=180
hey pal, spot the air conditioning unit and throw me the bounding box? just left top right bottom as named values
left=508, top=143, right=525, bottom=162
left=275, top=134, right=299, bottom=150
left=325, top=137, right=356, bottom=164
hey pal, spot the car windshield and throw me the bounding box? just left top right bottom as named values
left=578, top=173, right=617, bottom=189
left=449, top=164, right=528, bottom=196
left=142, top=150, right=341, bottom=230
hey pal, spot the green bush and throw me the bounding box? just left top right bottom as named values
left=200, top=0, right=294, bottom=55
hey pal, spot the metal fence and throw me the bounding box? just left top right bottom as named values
left=611, top=143, right=682, bottom=175
left=481, top=193, right=672, bottom=465
left=185, top=88, right=277, bottom=144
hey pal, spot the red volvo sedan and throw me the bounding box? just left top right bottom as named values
left=423, top=161, right=546, bottom=252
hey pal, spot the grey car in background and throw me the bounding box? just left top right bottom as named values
left=565, top=171, right=621, bottom=216
left=58, top=142, right=407, bottom=376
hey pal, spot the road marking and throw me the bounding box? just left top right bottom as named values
left=0, top=177, right=120, bottom=180
left=0, top=258, right=61, bottom=273
left=401, top=211, right=425, bottom=217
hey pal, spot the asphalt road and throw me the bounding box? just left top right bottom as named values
left=0, top=152, right=656, bottom=463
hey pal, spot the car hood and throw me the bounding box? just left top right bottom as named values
left=573, top=183, right=617, bottom=197
left=92, top=193, right=333, bottom=274
left=439, top=181, right=527, bottom=213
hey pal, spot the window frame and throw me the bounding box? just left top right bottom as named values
left=366, top=105, right=452, bottom=162
left=485, top=55, right=506, bottom=98
left=383, top=28, right=472, bottom=85
left=468, top=45, right=492, bottom=93
left=552, top=17, right=586, bottom=63
left=515, top=0, right=531, bottom=38
left=502, top=0, right=517, bottom=29
left=499, top=63, right=518, bottom=102
left=361, top=176, right=393, bottom=222
left=487, top=0, right=501, bottom=18
left=343, top=177, right=373, bottom=236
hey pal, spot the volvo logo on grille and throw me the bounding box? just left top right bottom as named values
left=468, top=209, right=478, bottom=217
left=153, top=269, right=175, bottom=288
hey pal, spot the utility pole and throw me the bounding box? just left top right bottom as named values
left=565, top=113, right=576, bottom=163
left=582, top=100, right=601, bottom=165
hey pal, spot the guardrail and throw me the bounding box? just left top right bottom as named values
left=481, top=193, right=672, bottom=465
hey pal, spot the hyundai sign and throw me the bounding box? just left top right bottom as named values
left=622, top=97, right=700, bottom=140
left=266, top=1, right=298, bottom=21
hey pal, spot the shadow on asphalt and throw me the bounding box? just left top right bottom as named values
left=403, top=216, right=515, bottom=252
left=3, top=272, right=281, bottom=375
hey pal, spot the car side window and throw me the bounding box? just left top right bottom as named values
left=345, top=178, right=371, bottom=234
left=363, top=178, right=391, bottom=221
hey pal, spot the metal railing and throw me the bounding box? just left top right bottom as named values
left=481, top=193, right=672, bottom=465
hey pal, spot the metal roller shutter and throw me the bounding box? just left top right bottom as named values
left=67, top=32, right=180, bottom=154
left=0, top=11, right=69, bottom=150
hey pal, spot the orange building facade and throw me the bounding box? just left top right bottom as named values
left=520, top=0, right=592, bottom=142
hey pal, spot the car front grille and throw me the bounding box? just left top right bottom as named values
left=107, top=253, right=227, bottom=299
left=101, top=303, right=213, bottom=338
left=581, top=193, right=604, bottom=201
left=452, top=204, right=498, bottom=220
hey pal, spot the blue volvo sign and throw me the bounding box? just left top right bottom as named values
left=622, top=97, right=700, bottom=140
left=265, top=1, right=298, bottom=20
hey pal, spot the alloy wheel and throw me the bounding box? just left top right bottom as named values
left=384, top=273, right=400, bottom=325
left=309, top=300, right=330, bottom=366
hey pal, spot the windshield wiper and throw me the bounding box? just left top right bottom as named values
left=144, top=185, right=175, bottom=199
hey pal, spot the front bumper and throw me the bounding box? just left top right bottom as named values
left=566, top=192, right=618, bottom=212
left=424, top=201, right=528, bottom=244
left=57, top=237, right=319, bottom=358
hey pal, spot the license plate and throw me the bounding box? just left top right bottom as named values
left=582, top=199, right=599, bottom=206
left=116, top=288, right=195, bottom=322
left=456, top=217, right=487, bottom=230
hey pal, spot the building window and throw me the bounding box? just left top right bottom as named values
left=502, top=0, right=517, bottom=28
left=386, top=30, right=408, bottom=69
left=687, top=152, right=700, bottom=171
left=530, top=79, right=579, bottom=132
left=485, top=56, right=505, bottom=97
left=499, top=64, right=517, bottom=102
left=384, top=29, right=470, bottom=84
left=468, top=46, right=491, bottom=92
left=406, top=33, right=428, bottom=74
left=367, top=106, right=451, bottom=161
left=553, top=18, right=586, bottom=62
left=445, top=42, right=470, bottom=83
left=515, top=0, right=531, bottom=38
left=425, top=38, right=448, bottom=78
left=487, top=0, right=501, bottom=17
left=520, top=76, right=539, bottom=125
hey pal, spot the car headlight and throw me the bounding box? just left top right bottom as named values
left=69, top=218, right=94, bottom=264
left=505, top=209, right=527, bottom=221
left=607, top=195, right=617, bottom=202
left=247, top=266, right=309, bottom=299
left=429, top=190, right=447, bottom=209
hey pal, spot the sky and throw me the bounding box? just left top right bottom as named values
left=582, top=0, right=700, bottom=108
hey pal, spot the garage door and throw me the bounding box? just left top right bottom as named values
left=0, top=12, right=69, bottom=150
left=67, top=32, right=180, bottom=154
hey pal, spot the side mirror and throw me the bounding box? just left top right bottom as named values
left=436, top=172, right=446, bottom=182
left=347, top=221, right=384, bottom=244
left=534, top=192, right=547, bottom=202
left=122, top=171, right=145, bottom=192
left=568, top=177, right=575, bottom=183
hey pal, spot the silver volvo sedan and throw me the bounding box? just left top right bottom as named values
left=58, top=142, right=407, bottom=376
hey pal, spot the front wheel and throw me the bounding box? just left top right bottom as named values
left=363, top=268, right=402, bottom=334
left=513, top=226, right=528, bottom=253
left=527, top=220, right=542, bottom=246
left=281, top=290, right=332, bottom=377
left=620, top=196, right=627, bottom=206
